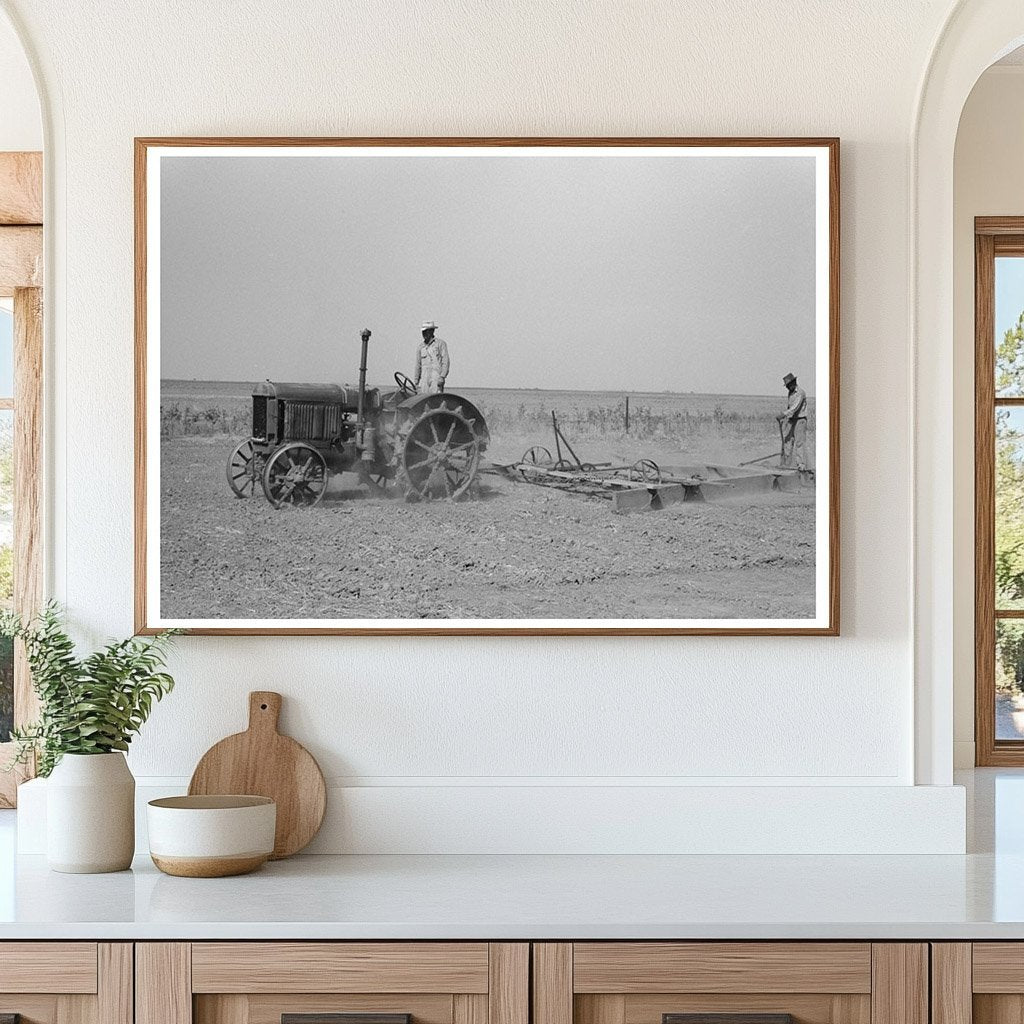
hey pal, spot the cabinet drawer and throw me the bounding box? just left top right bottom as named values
left=572, top=944, right=872, bottom=994
left=139, top=943, right=528, bottom=1024
left=973, top=944, right=1024, bottom=992
left=0, top=943, right=130, bottom=1024
left=191, top=943, right=490, bottom=994
left=534, top=944, right=926, bottom=1024
left=0, top=942, right=98, bottom=994
left=935, top=942, right=1024, bottom=1024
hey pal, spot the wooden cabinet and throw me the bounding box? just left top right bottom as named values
left=0, top=943, right=132, bottom=1024
left=136, top=944, right=528, bottom=1024
left=932, top=943, right=1024, bottom=1024
left=0, top=937, right=960, bottom=1024
left=532, top=944, right=928, bottom=1024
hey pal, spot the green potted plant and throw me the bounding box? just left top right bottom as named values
left=2, top=603, right=178, bottom=873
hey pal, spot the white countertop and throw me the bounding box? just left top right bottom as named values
left=0, top=849, right=1022, bottom=940
left=1, top=769, right=1021, bottom=941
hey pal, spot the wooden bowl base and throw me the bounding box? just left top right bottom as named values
left=151, top=853, right=268, bottom=878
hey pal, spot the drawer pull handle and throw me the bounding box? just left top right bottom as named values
left=664, top=1016, right=795, bottom=1024
left=283, top=1015, right=411, bottom=1024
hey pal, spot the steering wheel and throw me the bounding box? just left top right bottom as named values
left=394, top=371, right=418, bottom=395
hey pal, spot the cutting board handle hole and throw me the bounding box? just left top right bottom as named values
left=260, top=703, right=268, bottom=710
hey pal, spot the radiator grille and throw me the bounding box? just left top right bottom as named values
left=284, top=401, right=346, bottom=441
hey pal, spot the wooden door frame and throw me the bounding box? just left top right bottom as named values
left=0, top=151, right=43, bottom=806
left=975, top=216, right=1024, bottom=765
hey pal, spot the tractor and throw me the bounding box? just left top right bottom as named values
left=225, top=329, right=489, bottom=507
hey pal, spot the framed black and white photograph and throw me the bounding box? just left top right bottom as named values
left=135, top=137, right=839, bottom=636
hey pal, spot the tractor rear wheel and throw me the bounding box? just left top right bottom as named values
left=399, top=404, right=481, bottom=501
left=261, top=443, right=329, bottom=508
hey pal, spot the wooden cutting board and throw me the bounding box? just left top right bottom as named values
left=188, top=691, right=327, bottom=859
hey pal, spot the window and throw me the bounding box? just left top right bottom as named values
left=975, top=220, right=1024, bottom=764
left=0, top=304, right=12, bottom=745
left=0, top=151, right=43, bottom=806
left=0, top=288, right=42, bottom=807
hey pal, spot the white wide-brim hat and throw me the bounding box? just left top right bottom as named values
left=421, top=320, right=438, bottom=330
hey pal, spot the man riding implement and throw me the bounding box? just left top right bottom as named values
left=413, top=320, right=450, bottom=394
left=778, top=372, right=809, bottom=471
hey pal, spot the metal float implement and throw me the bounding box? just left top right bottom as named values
left=497, top=411, right=811, bottom=512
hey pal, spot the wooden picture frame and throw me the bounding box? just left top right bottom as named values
left=135, top=137, right=840, bottom=636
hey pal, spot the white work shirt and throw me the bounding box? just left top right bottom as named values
left=414, top=337, right=450, bottom=386
left=783, top=386, right=807, bottom=421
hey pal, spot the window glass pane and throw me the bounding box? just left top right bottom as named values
left=0, top=307, right=12, bottom=399
left=0, top=634, right=11, bottom=743
left=998, top=620, right=1024, bottom=740
left=996, top=257, right=1024, bottom=397
left=997, top=407, right=1024, bottom=609
left=0, top=409, right=12, bottom=742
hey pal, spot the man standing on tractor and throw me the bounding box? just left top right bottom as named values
left=413, top=320, right=450, bottom=394
left=778, top=372, right=809, bottom=470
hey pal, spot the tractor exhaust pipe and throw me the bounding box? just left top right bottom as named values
left=357, top=328, right=371, bottom=430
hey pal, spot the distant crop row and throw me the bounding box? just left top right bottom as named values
left=475, top=401, right=813, bottom=443
left=160, top=398, right=813, bottom=443
left=161, top=402, right=251, bottom=438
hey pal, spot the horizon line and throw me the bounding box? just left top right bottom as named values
left=160, top=377, right=815, bottom=400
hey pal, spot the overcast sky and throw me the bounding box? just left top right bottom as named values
left=997, top=257, right=1024, bottom=341
left=160, top=151, right=818, bottom=395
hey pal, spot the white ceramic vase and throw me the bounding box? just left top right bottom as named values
left=46, top=752, right=135, bottom=873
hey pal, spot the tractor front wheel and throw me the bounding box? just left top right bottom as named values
left=399, top=404, right=481, bottom=501
left=261, top=443, right=329, bottom=508
left=226, top=438, right=262, bottom=498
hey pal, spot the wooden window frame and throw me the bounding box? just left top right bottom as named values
left=975, top=217, right=1024, bottom=765
left=0, top=151, right=44, bottom=806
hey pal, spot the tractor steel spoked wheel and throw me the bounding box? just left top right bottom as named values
left=522, top=446, right=553, bottom=467
left=226, top=438, right=262, bottom=498
left=400, top=405, right=481, bottom=501
left=261, top=443, right=329, bottom=508
left=519, top=445, right=553, bottom=481
left=629, top=458, right=662, bottom=484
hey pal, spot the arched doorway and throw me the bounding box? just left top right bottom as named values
left=914, top=1, right=1024, bottom=785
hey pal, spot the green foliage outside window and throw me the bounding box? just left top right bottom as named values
left=0, top=547, right=12, bottom=606
left=0, top=433, right=11, bottom=498
left=0, top=634, right=11, bottom=742
left=0, top=415, right=14, bottom=739
left=996, top=311, right=1024, bottom=693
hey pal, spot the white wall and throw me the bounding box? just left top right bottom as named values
left=952, top=66, right=1024, bottom=768
left=1, top=0, right=972, bottom=852
left=0, top=11, right=39, bottom=151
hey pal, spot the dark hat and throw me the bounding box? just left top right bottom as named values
left=782, top=373, right=797, bottom=387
